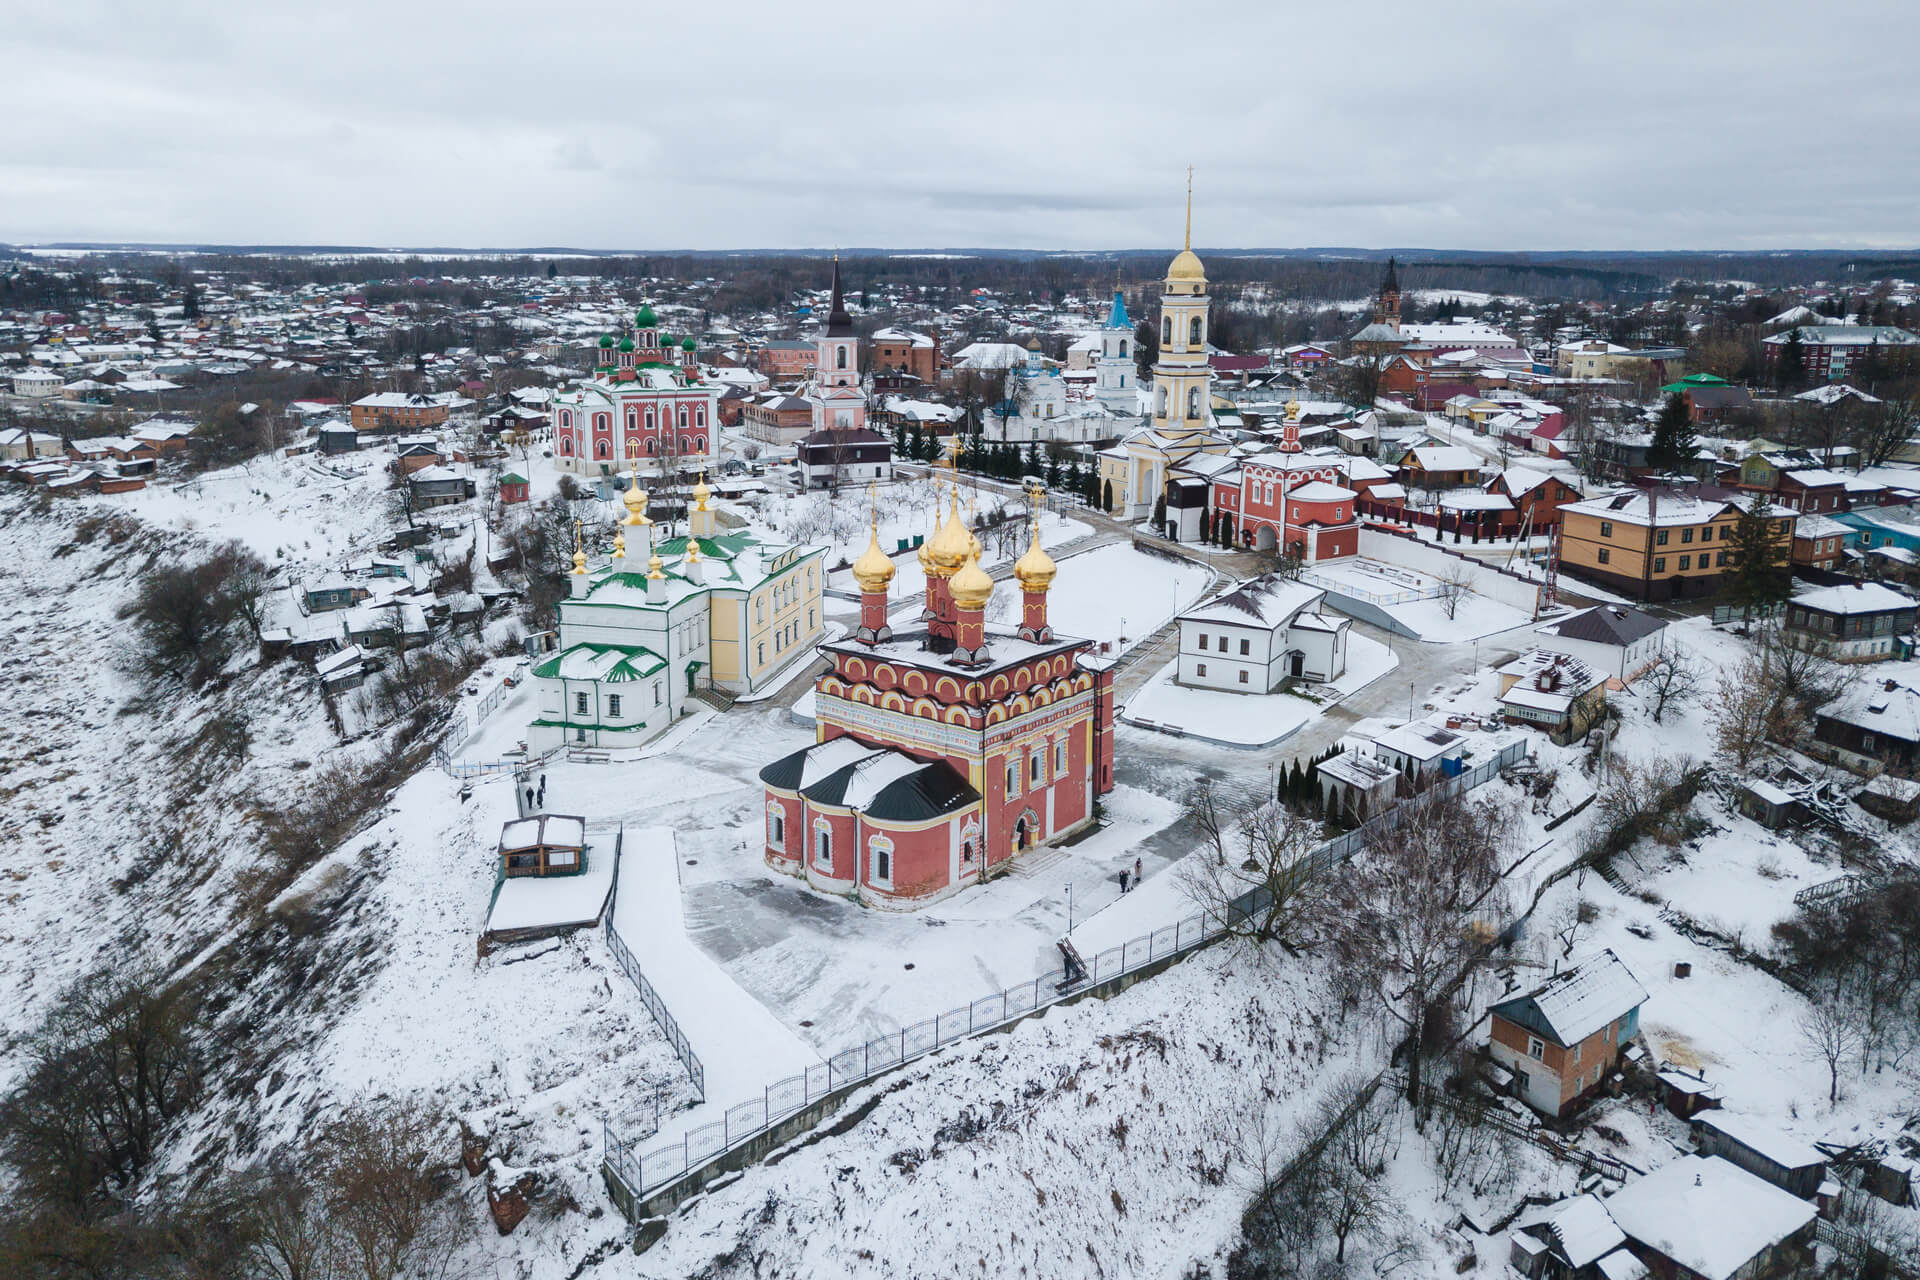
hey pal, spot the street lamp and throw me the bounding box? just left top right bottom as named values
left=1065, top=881, right=1074, bottom=935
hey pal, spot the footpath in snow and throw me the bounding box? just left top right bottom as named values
left=611, top=826, right=822, bottom=1122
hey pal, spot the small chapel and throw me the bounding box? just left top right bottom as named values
left=758, top=494, right=1116, bottom=909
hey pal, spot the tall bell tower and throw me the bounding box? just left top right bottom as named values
left=1151, top=170, right=1213, bottom=438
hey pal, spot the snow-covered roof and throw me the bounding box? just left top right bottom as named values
left=1403, top=445, right=1483, bottom=472
left=1493, top=947, right=1645, bottom=1046
left=499, top=813, right=585, bottom=852
left=1694, top=1112, right=1824, bottom=1171
left=1780, top=468, right=1849, bottom=488
left=1602, top=1156, right=1816, bottom=1280
left=1179, top=575, right=1324, bottom=630
left=1287, top=480, right=1357, bottom=503
left=1516, top=1194, right=1626, bottom=1268
left=1367, top=719, right=1464, bottom=763
left=1793, top=514, right=1852, bottom=539
left=1792, top=581, right=1913, bottom=615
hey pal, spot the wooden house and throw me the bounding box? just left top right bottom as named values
left=1488, top=948, right=1646, bottom=1118
left=1690, top=1113, right=1827, bottom=1201
left=498, top=814, right=587, bottom=878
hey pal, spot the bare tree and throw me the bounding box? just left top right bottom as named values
left=1179, top=780, right=1332, bottom=948
left=1712, top=654, right=1777, bottom=770
left=1435, top=562, right=1472, bottom=621
left=1327, top=787, right=1513, bottom=1125
left=316, top=1098, right=466, bottom=1280
left=1639, top=640, right=1705, bottom=723
left=1310, top=1074, right=1399, bottom=1264
left=1799, top=992, right=1862, bottom=1105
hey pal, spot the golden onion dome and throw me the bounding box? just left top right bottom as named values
left=692, top=473, right=712, bottom=509
left=622, top=481, right=651, bottom=525
left=949, top=550, right=994, bottom=612
left=851, top=525, right=895, bottom=595
left=571, top=546, right=587, bottom=575
left=647, top=552, right=664, bottom=580
left=613, top=532, right=627, bottom=560
left=1013, top=523, right=1057, bottom=592
left=924, top=493, right=973, bottom=577
left=1167, top=248, right=1206, bottom=282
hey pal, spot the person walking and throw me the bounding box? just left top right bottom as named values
left=1133, top=856, right=1143, bottom=885
left=1119, top=869, right=1130, bottom=893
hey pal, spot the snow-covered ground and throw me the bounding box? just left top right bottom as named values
left=1040, top=542, right=1216, bottom=653
left=1121, top=633, right=1399, bottom=747
left=1306, top=557, right=1538, bottom=640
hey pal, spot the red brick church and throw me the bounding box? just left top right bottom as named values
left=759, top=492, right=1116, bottom=909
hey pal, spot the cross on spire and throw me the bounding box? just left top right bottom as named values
left=1184, top=165, right=1194, bottom=251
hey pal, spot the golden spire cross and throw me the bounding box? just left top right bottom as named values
left=1184, top=165, right=1194, bottom=252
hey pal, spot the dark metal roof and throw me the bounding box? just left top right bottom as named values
left=861, top=760, right=980, bottom=823
left=825, top=258, right=854, bottom=338
left=1542, top=604, right=1666, bottom=648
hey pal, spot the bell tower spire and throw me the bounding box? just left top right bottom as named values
left=1184, top=164, right=1193, bottom=252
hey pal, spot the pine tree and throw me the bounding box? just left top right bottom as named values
left=1199, top=509, right=1212, bottom=542
left=1152, top=495, right=1166, bottom=530
left=1777, top=328, right=1806, bottom=390
left=1725, top=492, right=1790, bottom=616
left=1102, top=479, right=1114, bottom=513
left=1646, top=392, right=1698, bottom=474
left=546, top=261, right=558, bottom=279
left=182, top=277, right=201, bottom=320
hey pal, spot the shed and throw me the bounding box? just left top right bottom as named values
left=1856, top=774, right=1920, bottom=824
left=1734, top=777, right=1802, bottom=830
left=1690, top=1113, right=1827, bottom=1199
left=1655, top=1068, right=1723, bottom=1120
left=498, top=471, right=530, bottom=504
left=498, top=813, right=588, bottom=878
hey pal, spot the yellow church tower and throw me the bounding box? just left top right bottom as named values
left=1150, top=169, right=1214, bottom=438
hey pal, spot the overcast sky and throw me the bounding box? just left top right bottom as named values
left=5, top=0, right=1917, bottom=253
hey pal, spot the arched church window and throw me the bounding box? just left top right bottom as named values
left=1162, top=317, right=1171, bottom=345
left=1187, top=387, right=1200, bottom=418
left=1156, top=387, right=1167, bottom=415
left=1190, top=316, right=1203, bottom=345
left=837, top=345, right=848, bottom=370
left=1118, top=339, right=1128, bottom=357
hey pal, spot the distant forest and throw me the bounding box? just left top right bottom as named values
left=5, top=246, right=1917, bottom=315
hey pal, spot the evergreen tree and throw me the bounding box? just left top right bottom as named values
left=1046, top=452, right=1061, bottom=487
left=547, top=261, right=558, bottom=279
left=1152, top=495, right=1166, bottom=530
left=1199, top=508, right=1212, bottom=542
left=894, top=421, right=909, bottom=455
left=906, top=422, right=923, bottom=461
left=1725, top=493, right=1790, bottom=616
left=1290, top=759, right=1306, bottom=804
left=182, top=277, right=201, bottom=320
left=1102, top=478, right=1114, bottom=513
left=1646, top=392, right=1698, bottom=474
left=1777, top=327, right=1806, bottom=390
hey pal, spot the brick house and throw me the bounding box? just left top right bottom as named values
left=1487, top=466, right=1582, bottom=529
left=756, top=340, right=818, bottom=381
left=1772, top=468, right=1847, bottom=515
left=350, top=392, right=453, bottom=434
left=868, top=328, right=940, bottom=383
left=1790, top=514, right=1850, bottom=571
left=1488, top=948, right=1646, bottom=1118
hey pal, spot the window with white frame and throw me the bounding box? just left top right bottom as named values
left=1030, top=752, right=1044, bottom=784
left=767, top=806, right=785, bottom=849
left=607, top=695, right=622, bottom=719
left=1528, top=1037, right=1544, bottom=1061
left=868, top=836, right=893, bottom=887
left=814, top=823, right=832, bottom=870
left=575, top=691, right=589, bottom=715
left=1054, top=741, right=1067, bottom=774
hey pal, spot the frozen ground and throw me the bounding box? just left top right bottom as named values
left=1306, top=556, right=1539, bottom=641
left=1039, top=541, right=1216, bottom=653
left=1121, top=633, right=1400, bottom=746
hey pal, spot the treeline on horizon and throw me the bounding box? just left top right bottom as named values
left=5, top=246, right=1918, bottom=314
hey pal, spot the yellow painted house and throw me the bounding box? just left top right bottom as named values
left=1557, top=489, right=1794, bottom=603
left=527, top=476, right=826, bottom=752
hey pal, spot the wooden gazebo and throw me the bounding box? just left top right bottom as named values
left=497, top=814, right=587, bottom=878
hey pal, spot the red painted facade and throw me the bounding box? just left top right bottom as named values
left=763, top=591, right=1115, bottom=908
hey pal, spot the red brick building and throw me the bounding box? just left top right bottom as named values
left=756, top=340, right=818, bottom=381
left=1488, top=949, right=1646, bottom=1117
left=759, top=500, right=1114, bottom=909
left=868, top=328, right=940, bottom=384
